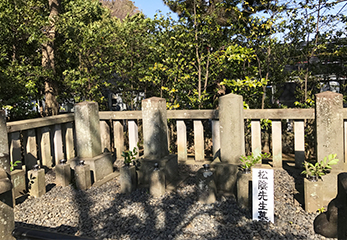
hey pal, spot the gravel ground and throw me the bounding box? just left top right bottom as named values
left=14, top=162, right=334, bottom=240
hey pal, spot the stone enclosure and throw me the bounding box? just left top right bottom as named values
left=1, top=91, right=347, bottom=238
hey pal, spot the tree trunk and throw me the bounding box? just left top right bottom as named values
left=43, top=0, right=60, bottom=116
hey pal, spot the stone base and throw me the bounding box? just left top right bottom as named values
left=11, top=169, right=26, bottom=199
left=69, top=152, right=113, bottom=183
left=304, top=171, right=341, bottom=212
left=137, top=155, right=178, bottom=187
left=0, top=196, right=15, bottom=240
left=237, top=171, right=252, bottom=209
left=211, top=161, right=238, bottom=196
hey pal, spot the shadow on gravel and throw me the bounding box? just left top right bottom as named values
left=65, top=164, right=310, bottom=240
left=15, top=163, right=313, bottom=240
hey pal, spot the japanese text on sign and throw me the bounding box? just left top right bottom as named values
left=252, top=168, right=274, bottom=223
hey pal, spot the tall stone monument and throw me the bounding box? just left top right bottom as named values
left=69, top=101, right=113, bottom=183
left=212, top=93, right=245, bottom=195
left=137, top=97, right=178, bottom=188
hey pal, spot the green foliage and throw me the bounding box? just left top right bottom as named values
left=10, top=160, right=21, bottom=171
left=302, top=154, right=339, bottom=180
left=121, top=147, right=138, bottom=165
left=240, top=152, right=271, bottom=171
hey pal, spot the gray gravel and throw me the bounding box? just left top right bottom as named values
left=14, top=162, right=334, bottom=240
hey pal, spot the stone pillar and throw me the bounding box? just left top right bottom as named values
left=142, top=97, right=169, bottom=159
left=197, top=165, right=216, bottom=204
left=0, top=111, right=15, bottom=240
left=219, top=93, right=245, bottom=163
left=74, top=101, right=102, bottom=158
left=315, top=91, right=344, bottom=169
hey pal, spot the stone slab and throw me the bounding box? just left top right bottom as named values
left=69, top=152, right=113, bottom=183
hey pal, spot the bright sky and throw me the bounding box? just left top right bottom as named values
left=132, top=0, right=178, bottom=19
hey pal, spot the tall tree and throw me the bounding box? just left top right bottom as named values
left=42, top=0, right=60, bottom=116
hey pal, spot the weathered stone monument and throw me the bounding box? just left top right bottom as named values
left=69, top=101, right=113, bottom=183
left=0, top=110, right=15, bottom=240
left=212, top=93, right=244, bottom=195
left=305, top=91, right=345, bottom=212
left=137, top=97, right=178, bottom=193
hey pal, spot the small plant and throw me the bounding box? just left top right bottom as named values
left=240, top=152, right=271, bottom=172
left=10, top=160, right=21, bottom=171
left=301, top=154, right=339, bottom=181
left=317, top=206, right=326, bottom=213
left=122, top=147, right=138, bottom=166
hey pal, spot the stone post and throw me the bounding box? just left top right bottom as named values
left=0, top=110, right=15, bottom=240
left=142, top=97, right=169, bottom=160
left=55, top=160, right=71, bottom=187
left=28, top=167, right=45, bottom=198
left=75, top=101, right=102, bottom=158
left=315, top=91, right=344, bottom=169
left=149, top=165, right=166, bottom=197
left=75, top=162, right=91, bottom=191
left=120, top=166, right=137, bottom=194
left=219, top=93, right=245, bottom=163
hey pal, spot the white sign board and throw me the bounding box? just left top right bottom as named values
left=252, top=168, right=274, bottom=223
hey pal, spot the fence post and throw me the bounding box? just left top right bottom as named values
left=113, top=121, right=124, bottom=160
left=194, top=120, right=205, bottom=161
left=294, top=120, right=305, bottom=168
left=251, top=120, right=261, bottom=159
left=212, top=120, right=220, bottom=160
left=272, top=120, right=282, bottom=168
left=177, top=120, right=187, bottom=161
left=0, top=110, right=15, bottom=240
